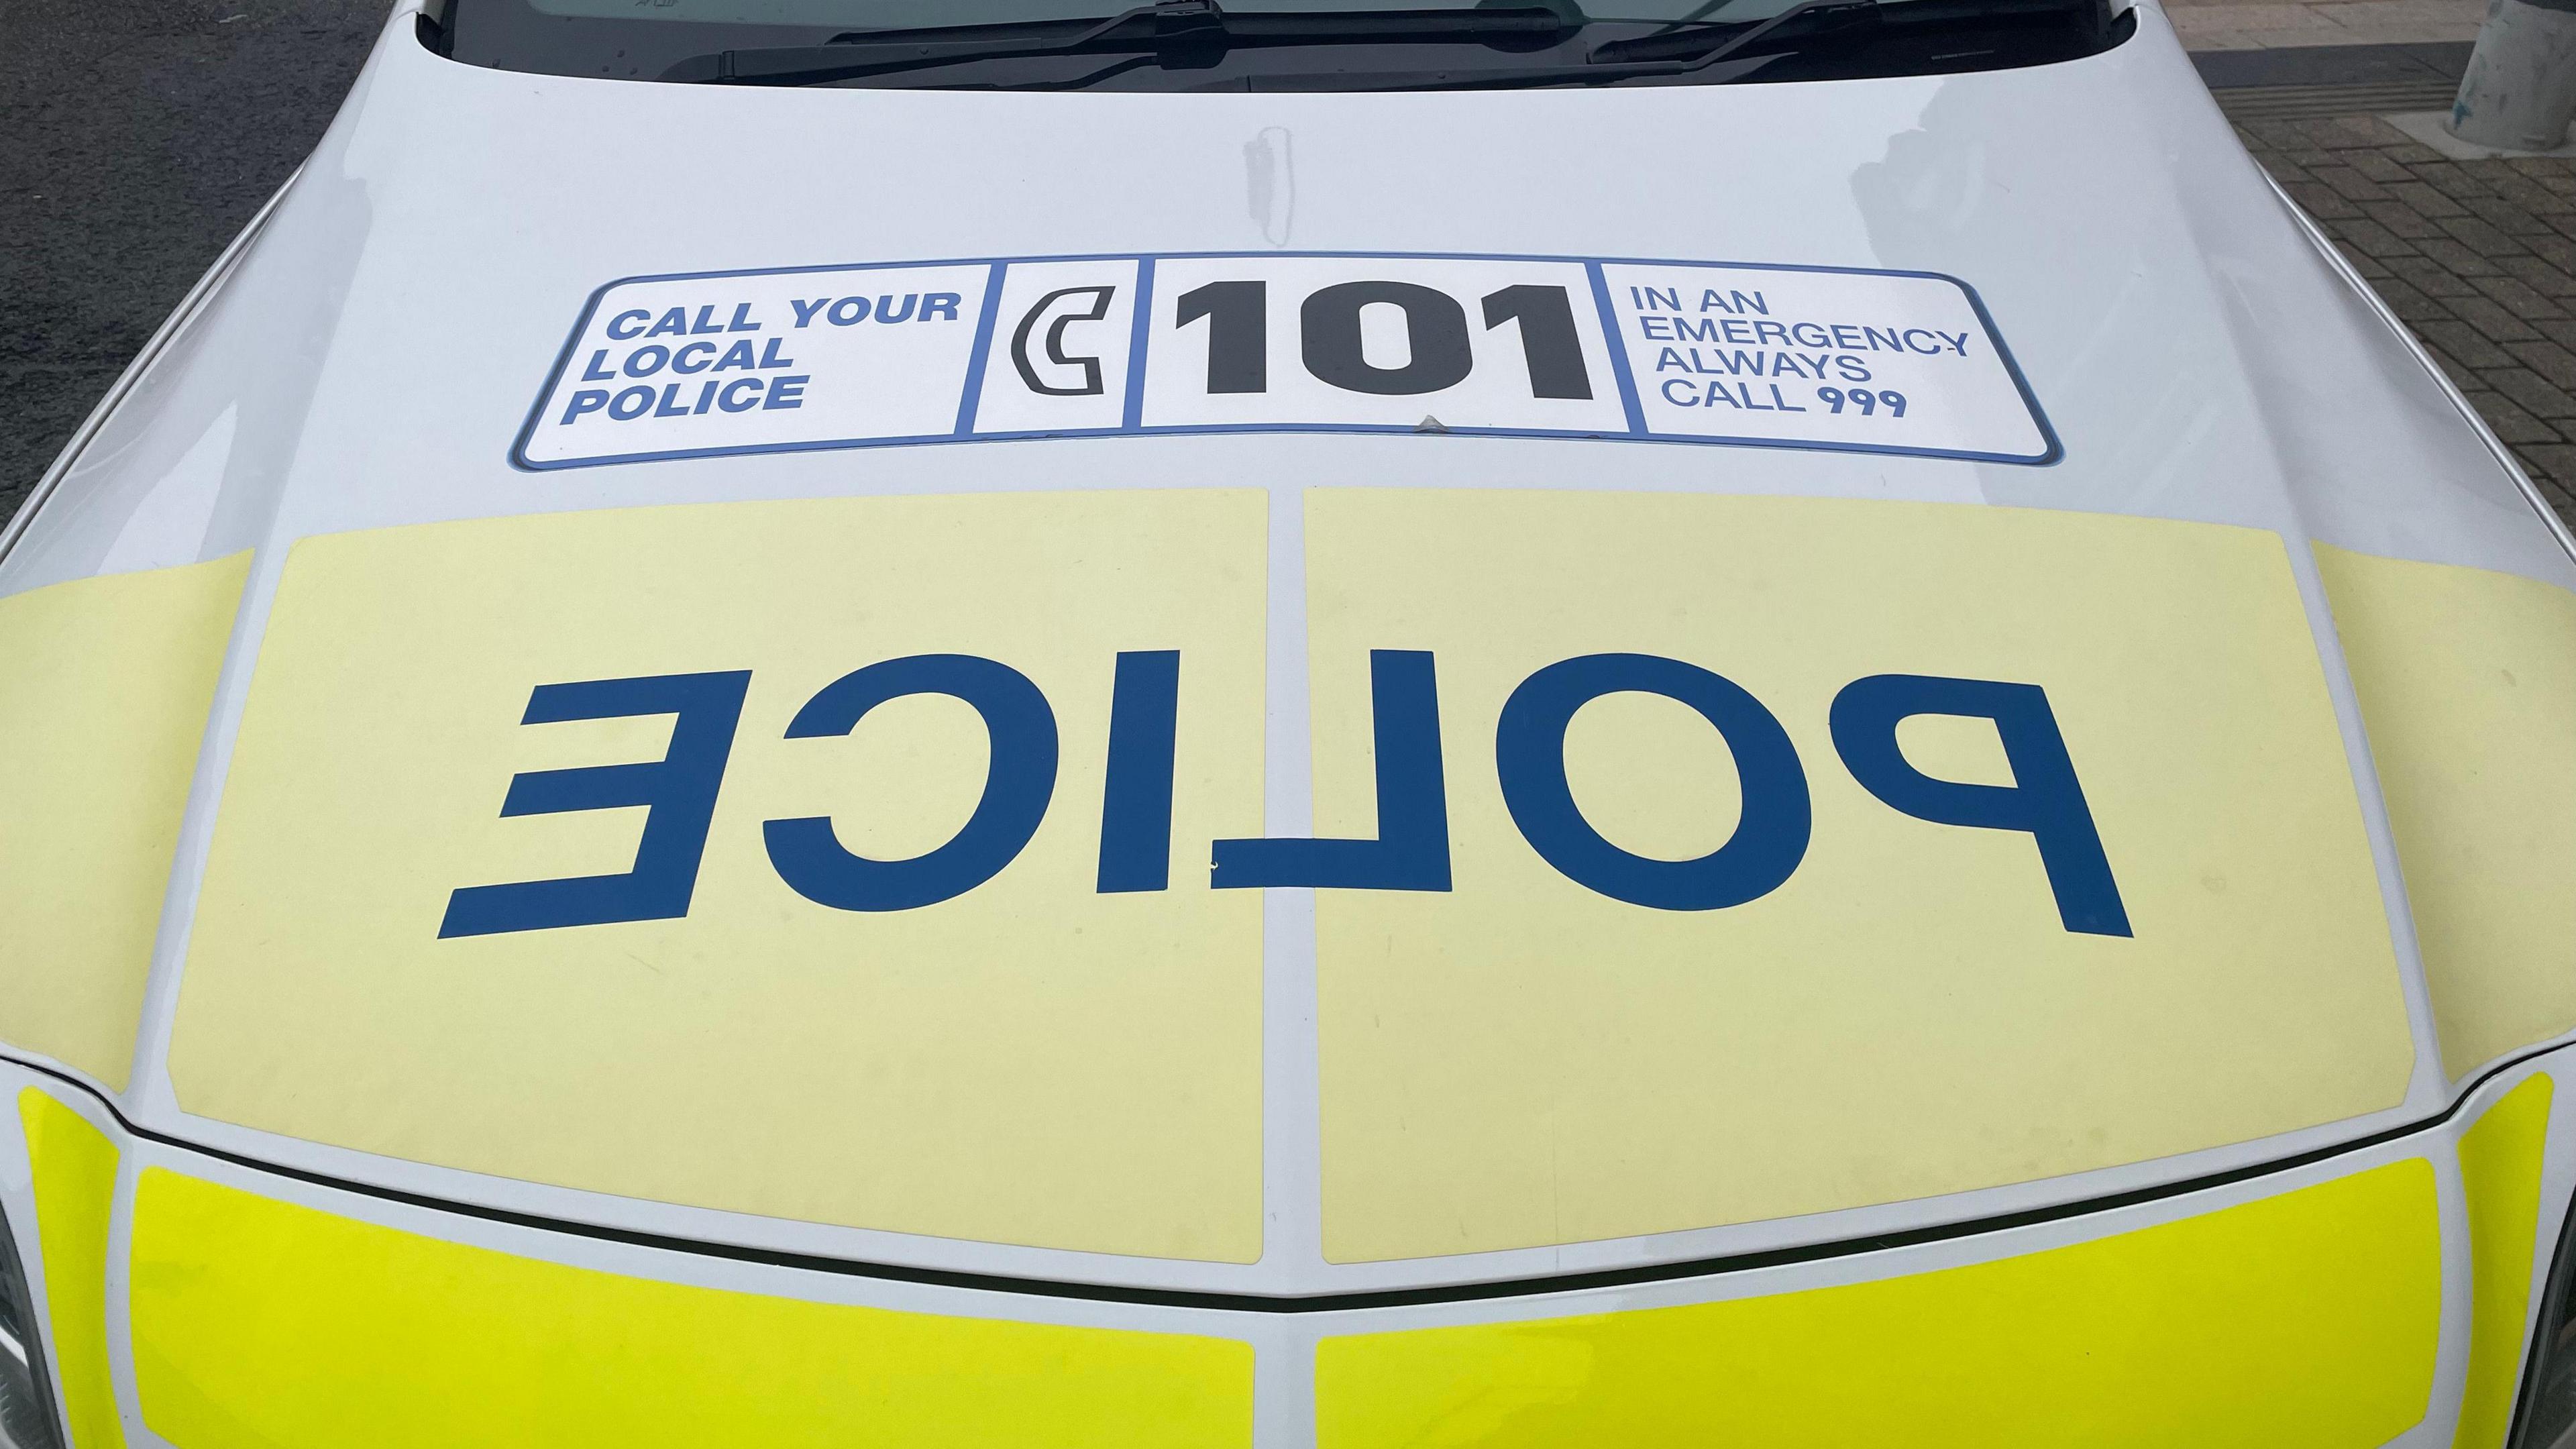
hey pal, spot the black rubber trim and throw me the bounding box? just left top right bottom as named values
left=0, top=1202, right=66, bottom=1449
left=2508, top=1162, right=2576, bottom=1447
left=2192, top=40, right=2470, bottom=91
left=3, top=1041, right=2560, bottom=1313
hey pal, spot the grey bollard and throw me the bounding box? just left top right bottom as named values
left=2449, top=0, right=2576, bottom=152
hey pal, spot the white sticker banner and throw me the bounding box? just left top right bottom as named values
left=519, top=264, right=995, bottom=468
left=516, top=254, right=2056, bottom=470
left=1598, top=262, right=2055, bottom=464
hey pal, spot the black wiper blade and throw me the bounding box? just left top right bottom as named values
left=1231, top=49, right=1781, bottom=89
left=661, top=0, right=1195, bottom=84
left=659, top=0, right=1577, bottom=85
left=1294, top=0, right=1860, bottom=90
left=1580, top=0, right=1873, bottom=66
left=1604, top=0, right=2127, bottom=70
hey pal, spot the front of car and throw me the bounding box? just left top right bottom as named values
left=0, top=1, right=2571, bottom=1443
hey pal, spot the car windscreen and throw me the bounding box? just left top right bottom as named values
left=429, top=0, right=2133, bottom=89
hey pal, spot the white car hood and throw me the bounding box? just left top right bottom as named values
left=3, top=1, right=2571, bottom=1297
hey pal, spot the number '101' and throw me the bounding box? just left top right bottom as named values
left=1175, top=280, right=1595, bottom=400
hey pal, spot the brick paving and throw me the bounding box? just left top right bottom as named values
left=2174, top=0, right=2479, bottom=54
left=2237, top=111, right=2576, bottom=527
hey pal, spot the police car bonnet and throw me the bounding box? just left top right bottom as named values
left=0, top=1, right=2569, bottom=1295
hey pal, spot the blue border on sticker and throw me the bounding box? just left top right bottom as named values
left=509, top=250, right=2064, bottom=473
left=1585, top=260, right=1650, bottom=437
left=1121, top=256, right=1157, bottom=431
left=951, top=260, right=1008, bottom=437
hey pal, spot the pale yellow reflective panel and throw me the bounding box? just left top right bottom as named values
left=127, top=1168, right=1253, bottom=1449
left=172, top=492, right=1266, bottom=1260
left=20, top=1091, right=125, bottom=1449
left=1318, top=1160, right=2440, bottom=1448
left=1308, top=490, right=2412, bottom=1260
left=2316, top=543, right=2576, bottom=1079
left=2453, top=1074, right=2556, bottom=1449
left=0, top=555, right=248, bottom=1089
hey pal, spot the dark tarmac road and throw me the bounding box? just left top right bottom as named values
left=1, top=0, right=386, bottom=517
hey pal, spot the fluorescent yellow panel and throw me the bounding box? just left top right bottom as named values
left=20, top=1090, right=126, bottom=1449
left=127, top=1167, right=1252, bottom=1449
left=2453, top=1073, right=2556, bottom=1449
left=1318, top=1159, right=2440, bottom=1448
left=172, top=492, right=1265, bottom=1260
left=1309, top=490, right=2410, bottom=1259
left=0, top=555, right=248, bottom=1089
left=2316, top=543, right=2576, bottom=1079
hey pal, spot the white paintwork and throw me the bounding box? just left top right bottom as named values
left=3, top=0, right=2570, bottom=1304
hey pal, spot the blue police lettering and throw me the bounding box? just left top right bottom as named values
left=1097, top=651, right=1182, bottom=893
left=553, top=290, right=956, bottom=433
left=1211, top=650, right=1451, bottom=892
left=763, top=655, right=1059, bottom=912
left=786, top=293, right=968, bottom=328
left=1654, top=347, right=1856, bottom=382
left=1829, top=674, right=2129, bottom=936
left=606, top=339, right=797, bottom=383
left=440, top=671, right=750, bottom=937
left=1497, top=653, right=1809, bottom=911
left=445, top=654, right=2129, bottom=935
left=597, top=299, right=767, bottom=347
left=561, top=372, right=803, bottom=423
left=1627, top=290, right=1962, bottom=364
left=1662, top=379, right=1811, bottom=412
left=681, top=304, right=745, bottom=335
left=1699, top=288, right=1768, bottom=315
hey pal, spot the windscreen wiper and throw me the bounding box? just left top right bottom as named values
left=1584, top=0, right=1874, bottom=72
left=659, top=0, right=1578, bottom=85
left=1236, top=0, right=1864, bottom=91
left=1610, top=0, right=2125, bottom=69
left=1320, top=0, right=2114, bottom=92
